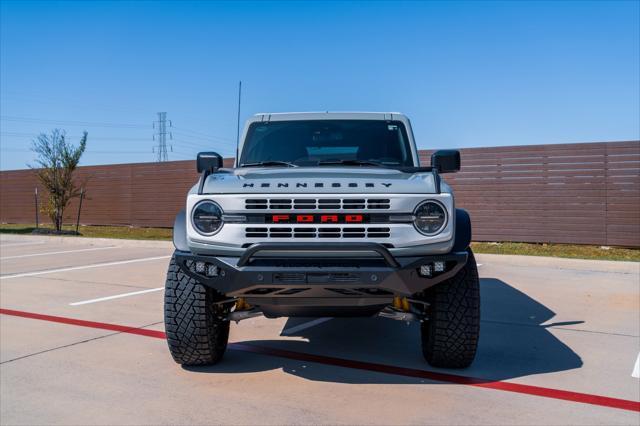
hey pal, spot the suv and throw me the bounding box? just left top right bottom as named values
left=165, top=112, right=479, bottom=368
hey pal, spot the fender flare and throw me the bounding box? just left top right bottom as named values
left=452, top=208, right=472, bottom=252
left=172, top=209, right=189, bottom=252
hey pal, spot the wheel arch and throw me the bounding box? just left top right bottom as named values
left=453, top=208, right=472, bottom=252
left=173, top=209, right=189, bottom=252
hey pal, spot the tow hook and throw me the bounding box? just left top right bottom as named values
left=235, top=298, right=251, bottom=311
left=378, top=296, right=428, bottom=323
left=379, top=307, right=418, bottom=322
left=227, top=298, right=263, bottom=323
left=393, top=296, right=410, bottom=311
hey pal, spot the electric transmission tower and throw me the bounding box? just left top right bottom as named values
left=153, top=112, right=172, bottom=162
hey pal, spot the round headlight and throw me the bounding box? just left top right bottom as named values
left=192, top=201, right=223, bottom=235
left=414, top=200, right=447, bottom=235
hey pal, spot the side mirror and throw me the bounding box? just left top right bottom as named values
left=431, top=150, right=460, bottom=173
left=197, top=152, right=223, bottom=173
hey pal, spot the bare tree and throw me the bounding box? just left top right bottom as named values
left=30, top=129, right=87, bottom=232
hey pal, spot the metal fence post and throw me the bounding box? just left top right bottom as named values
left=34, top=187, right=39, bottom=229
left=75, top=188, right=85, bottom=234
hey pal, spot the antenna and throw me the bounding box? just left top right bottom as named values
left=235, top=81, right=242, bottom=165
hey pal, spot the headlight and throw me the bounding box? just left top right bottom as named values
left=192, top=201, right=223, bottom=235
left=413, top=200, right=447, bottom=235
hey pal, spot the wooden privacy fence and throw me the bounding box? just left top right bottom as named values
left=1, top=141, right=638, bottom=247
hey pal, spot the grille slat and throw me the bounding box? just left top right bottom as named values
left=245, top=198, right=390, bottom=210
left=367, top=199, right=391, bottom=209
left=244, top=227, right=390, bottom=239
left=269, top=199, right=292, bottom=209
left=245, top=227, right=268, bottom=238
left=245, top=199, right=268, bottom=209
left=294, top=199, right=316, bottom=209
left=342, top=199, right=366, bottom=209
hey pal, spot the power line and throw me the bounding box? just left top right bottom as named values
left=171, top=126, right=234, bottom=143
left=0, top=115, right=147, bottom=129
left=0, top=147, right=152, bottom=154
left=172, top=141, right=217, bottom=152
left=0, top=131, right=148, bottom=141
left=171, top=130, right=235, bottom=145
left=171, top=150, right=197, bottom=157
left=171, top=147, right=235, bottom=159
left=1, top=113, right=238, bottom=162
left=1, top=91, right=150, bottom=115
left=172, top=139, right=235, bottom=153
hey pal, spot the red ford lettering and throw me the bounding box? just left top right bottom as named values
left=272, top=215, right=290, bottom=223
left=320, top=215, right=339, bottom=223
left=345, top=215, right=364, bottom=223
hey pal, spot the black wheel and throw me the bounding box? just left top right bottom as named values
left=164, top=256, right=230, bottom=366
left=420, top=248, right=480, bottom=368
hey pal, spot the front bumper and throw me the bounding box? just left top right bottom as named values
left=174, top=243, right=468, bottom=302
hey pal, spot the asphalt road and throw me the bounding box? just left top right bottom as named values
left=1, top=235, right=638, bottom=425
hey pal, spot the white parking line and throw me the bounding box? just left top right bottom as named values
left=0, top=246, right=116, bottom=260
left=0, top=255, right=171, bottom=280
left=281, top=317, right=333, bottom=335
left=0, top=241, right=46, bottom=247
left=70, top=287, right=164, bottom=306
left=632, top=353, right=640, bottom=378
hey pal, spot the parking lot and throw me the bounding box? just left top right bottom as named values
left=0, top=235, right=638, bottom=425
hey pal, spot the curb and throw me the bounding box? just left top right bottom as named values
left=475, top=253, right=639, bottom=274
left=0, top=234, right=174, bottom=249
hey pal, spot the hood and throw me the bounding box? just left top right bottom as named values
left=198, top=167, right=437, bottom=194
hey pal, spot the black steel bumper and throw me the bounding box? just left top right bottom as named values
left=174, top=243, right=468, bottom=301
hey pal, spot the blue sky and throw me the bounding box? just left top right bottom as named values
left=1, top=0, right=638, bottom=170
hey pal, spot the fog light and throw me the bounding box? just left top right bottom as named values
left=195, top=261, right=206, bottom=273
left=419, top=264, right=432, bottom=277
left=206, top=264, right=219, bottom=277
left=434, top=261, right=445, bottom=272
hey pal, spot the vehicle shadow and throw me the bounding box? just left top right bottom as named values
left=185, top=278, right=583, bottom=383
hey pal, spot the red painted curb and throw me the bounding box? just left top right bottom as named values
left=2, top=308, right=639, bottom=413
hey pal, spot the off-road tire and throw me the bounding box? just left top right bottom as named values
left=164, top=256, right=230, bottom=366
left=421, top=248, right=480, bottom=368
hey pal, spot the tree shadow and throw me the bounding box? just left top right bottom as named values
left=185, top=278, right=583, bottom=384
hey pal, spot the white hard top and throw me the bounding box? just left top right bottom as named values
left=250, top=111, right=408, bottom=122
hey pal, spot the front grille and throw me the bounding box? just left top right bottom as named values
left=245, top=198, right=390, bottom=210
left=244, top=226, right=391, bottom=239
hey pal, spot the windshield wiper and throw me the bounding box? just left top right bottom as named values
left=317, top=159, right=388, bottom=167
left=240, top=161, right=298, bottom=168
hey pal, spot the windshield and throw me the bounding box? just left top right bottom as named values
left=239, top=120, right=414, bottom=167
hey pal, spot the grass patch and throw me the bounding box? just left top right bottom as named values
left=471, top=241, right=639, bottom=262
left=0, top=223, right=172, bottom=241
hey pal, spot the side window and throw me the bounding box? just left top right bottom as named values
left=390, top=125, right=409, bottom=163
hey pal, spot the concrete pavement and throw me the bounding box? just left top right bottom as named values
left=1, top=235, right=638, bottom=425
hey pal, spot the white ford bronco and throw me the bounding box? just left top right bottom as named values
left=166, top=112, right=480, bottom=368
